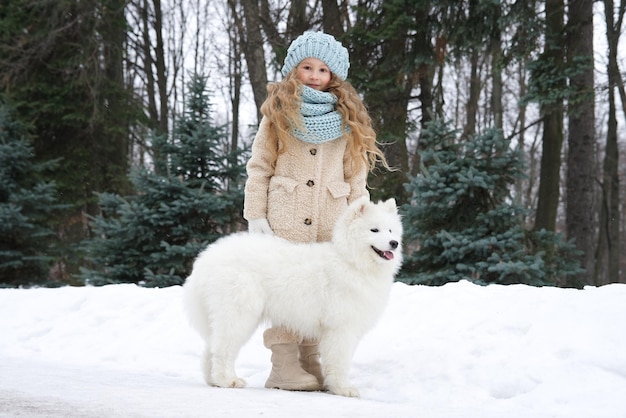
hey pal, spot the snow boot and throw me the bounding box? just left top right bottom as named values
left=299, top=339, right=324, bottom=386
left=263, top=328, right=321, bottom=391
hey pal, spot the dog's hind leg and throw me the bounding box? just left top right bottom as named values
left=208, top=309, right=261, bottom=389
left=319, top=331, right=360, bottom=397
left=201, top=346, right=213, bottom=386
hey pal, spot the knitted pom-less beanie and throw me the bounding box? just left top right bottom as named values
left=281, top=32, right=350, bottom=80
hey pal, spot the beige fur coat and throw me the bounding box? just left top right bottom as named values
left=244, top=117, right=369, bottom=243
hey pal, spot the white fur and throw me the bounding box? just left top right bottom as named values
left=183, top=197, right=403, bottom=397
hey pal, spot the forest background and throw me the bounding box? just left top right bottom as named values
left=0, top=0, right=624, bottom=289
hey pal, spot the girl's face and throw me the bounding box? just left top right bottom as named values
left=296, top=58, right=332, bottom=91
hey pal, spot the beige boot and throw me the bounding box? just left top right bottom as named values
left=299, top=339, right=324, bottom=386
left=263, top=328, right=321, bottom=391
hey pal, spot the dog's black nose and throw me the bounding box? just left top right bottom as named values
left=390, top=240, right=398, bottom=249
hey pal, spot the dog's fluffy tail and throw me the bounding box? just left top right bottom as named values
left=182, top=275, right=212, bottom=342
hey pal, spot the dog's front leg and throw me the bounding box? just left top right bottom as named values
left=319, top=331, right=360, bottom=397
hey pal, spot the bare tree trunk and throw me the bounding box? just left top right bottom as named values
left=463, top=49, right=480, bottom=140
left=596, top=0, right=623, bottom=285
left=229, top=24, right=242, bottom=155
left=322, top=0, right=343, bottom=37
left=515, top=62, right=527, bottom=207
left=152, top=0, right=168, bottom=137
left=461, top=0, right=481, bottom=140
left=357, top=3, right=417, bottom=203
left=99, top=0, right=131, bottom=195
left=612, top=3, right=626, bottom=283
left=287, top=0, right=308, bottom=36
left=535, top=104, right=564, bottom=232
left=565, top=0, right=596, bottom=288
left=534, top=0, right=565, bottom=233
left=410, top=5, right=435, bottom=176
left=140, top=0, right=158, bottom=130
left=232, top=0, right=267, bottom=123
left=615, top=36, right=626, bottom=283
left=134, top=0, right=170, bottom=174
left=489, top=4, right=503, bottom=131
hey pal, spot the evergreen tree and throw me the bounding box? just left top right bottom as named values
left=400, top=119, right=581, bottom=286
left=0, top=0, right=136, bottom=279
left=0, top=101, right=63, bottom=287
left=0, top=0, right=134, bottom=201
left=80, top=75, right=247, bottom=287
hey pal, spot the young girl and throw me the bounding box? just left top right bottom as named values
left=243, top=31, right=388, bottom=391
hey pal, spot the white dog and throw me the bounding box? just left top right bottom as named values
left=183, top=197, right=403, bottom=397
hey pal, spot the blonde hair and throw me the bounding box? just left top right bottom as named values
left=259, top=71, right=389, bottom=173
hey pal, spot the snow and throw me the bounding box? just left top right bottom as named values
left=1, top=281, right=625, bottom=418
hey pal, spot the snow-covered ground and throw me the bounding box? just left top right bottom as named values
left=1, top=281, right=625, bottom=417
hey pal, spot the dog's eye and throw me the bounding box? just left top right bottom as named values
left=370, top=228, right=379, bottom=233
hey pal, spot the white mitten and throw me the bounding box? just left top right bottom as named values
left=248, top=218, right=274, bottom=235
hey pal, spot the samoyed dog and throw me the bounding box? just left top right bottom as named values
left=183, top=197, right=403, bottom=397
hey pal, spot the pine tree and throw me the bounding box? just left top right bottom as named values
left=0, top=101, right=63, bottom=287
left=80, top=75, right=247, bottom=287
left=400, top=119, right=581, bottom=286
left=0, top=0, right=136, bottom=279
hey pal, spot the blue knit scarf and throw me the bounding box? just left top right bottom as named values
left=293, top=86, right=347, bottom=144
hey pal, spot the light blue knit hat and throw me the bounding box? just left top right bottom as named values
left=281, top=32, right=350, bottom=80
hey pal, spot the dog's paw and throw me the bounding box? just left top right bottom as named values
left=325, top=384, right=360, bottom=398
left=211, top=376, right=247, bottom=389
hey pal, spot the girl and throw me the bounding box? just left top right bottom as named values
left=243, top=31, right=389, bottom=391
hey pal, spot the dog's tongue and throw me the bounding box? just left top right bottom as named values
left=382, top=251, right=394, bottom=260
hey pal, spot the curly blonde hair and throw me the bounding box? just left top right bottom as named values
left=259, top=70, right=389, bottom=173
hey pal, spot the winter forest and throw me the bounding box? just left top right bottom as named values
left=0, top=0, right=624, bottom=289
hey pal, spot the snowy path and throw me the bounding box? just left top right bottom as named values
left=1, top=282, right=626, bottom=417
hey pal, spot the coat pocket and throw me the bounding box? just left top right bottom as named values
left=326, top=181, right=350, bottom=199
left=269, top=176, right=299, bottom=194
left=267, top=176, right=299, bottom=236
left=318, top=181, right=351, bottom=241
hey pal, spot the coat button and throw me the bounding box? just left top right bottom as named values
left=306, top=180, right=315, bottom=187
left=310, top=148, right=317, bottom=155
left=304, top=218, right=312, bottom=225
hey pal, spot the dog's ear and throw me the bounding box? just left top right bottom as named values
left=381, top=198, right=397, bottom=213
left=357, top=197, right=370, bottom=216
left=349, top=196, right=370, bottom=218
